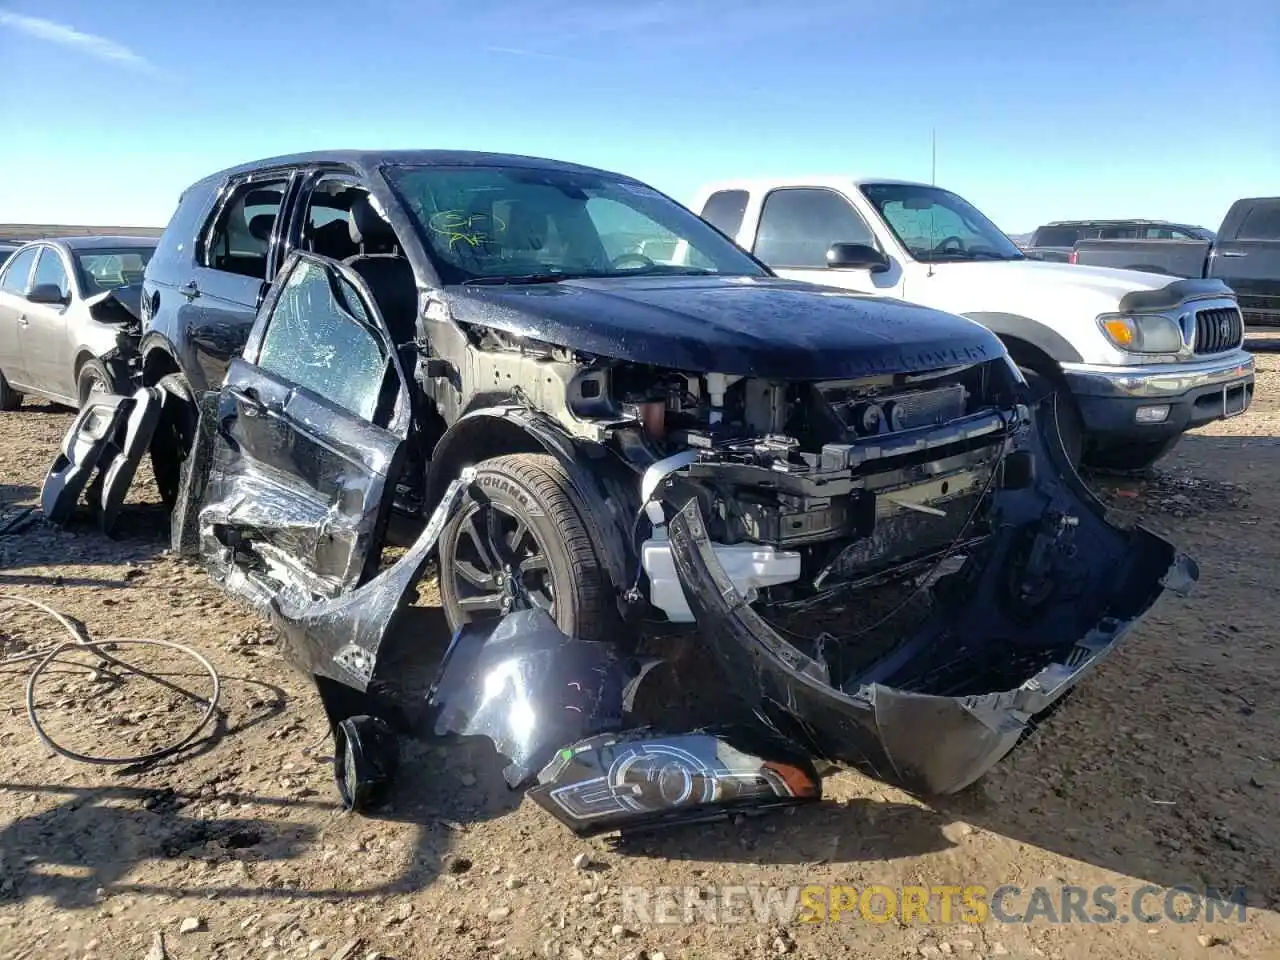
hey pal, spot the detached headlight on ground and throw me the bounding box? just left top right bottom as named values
left=529, top=730, right=821, bottom=835
left=1097, top=313, right=1183, bottom=354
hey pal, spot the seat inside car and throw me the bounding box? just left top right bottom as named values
left=344, top=196, right=418, bottom=347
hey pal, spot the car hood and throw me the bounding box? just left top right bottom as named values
left=440, top=275, right=1003, bottom=379
left=907, top=258, right=1192, bottom=319
left=85, top=283, right=143, bottom=324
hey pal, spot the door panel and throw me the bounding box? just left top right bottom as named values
left=0, top=247, right=39, bottom=388
left=752, top=188, right=904, bottom=296
left=18, top=248, right=74, bottom=400
left=185, top=173, right=297, bottom=390
left=199, top=253, right=410, bottom=599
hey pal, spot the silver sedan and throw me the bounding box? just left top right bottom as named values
left=0, top=236, right=156, bottom=409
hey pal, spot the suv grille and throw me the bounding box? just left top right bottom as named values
left=1194, top=307, right=1243, bottom=354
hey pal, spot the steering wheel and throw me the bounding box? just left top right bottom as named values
left=611, top=252, right=656, bottom=271
left=935, top=235, right=966, bottom=253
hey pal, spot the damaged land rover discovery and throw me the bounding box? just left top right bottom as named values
left=48, top=151, right=1196, bottom=834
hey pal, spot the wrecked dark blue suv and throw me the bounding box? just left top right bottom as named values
left=60, top=150, right=1196, bottom=832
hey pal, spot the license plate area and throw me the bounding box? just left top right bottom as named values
left=1223, top=380, right=1249, bottom=418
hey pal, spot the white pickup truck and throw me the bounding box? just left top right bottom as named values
left=689, top=178, right=1255, bottom=470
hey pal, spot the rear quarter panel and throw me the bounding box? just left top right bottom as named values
left=142, top=181, right=220, bottom=389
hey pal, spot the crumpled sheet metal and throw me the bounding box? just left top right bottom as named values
left=664, top=410, right=1198, bottom=796
left=263, top=472, right=474, bottom=689
left=426, top=606, right=660, bottom=788
left=197, top=451, right=389, bottom=596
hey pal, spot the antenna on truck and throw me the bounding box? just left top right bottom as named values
left=927, top=127, right=937, bottom=278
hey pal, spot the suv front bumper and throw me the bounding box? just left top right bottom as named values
left=1061, top=350, right=1255, bottom=442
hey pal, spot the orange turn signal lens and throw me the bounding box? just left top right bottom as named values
left=1101, top=318, right=1136, bottom=347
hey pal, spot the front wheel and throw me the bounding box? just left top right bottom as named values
left=76, top=358, right=119, bottom=407
left=0, top=369, right=21, bottom=411
left=1021, top=369, right=1084, bottom=469
left=150, top=373, right=198, bottom=511
left=438, top=453, right=616, bottom=640
left=1086, top=437, right=1180, bottom=473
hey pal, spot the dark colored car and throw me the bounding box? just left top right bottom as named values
left=1025, top=219, right=1214, bottom=263
left=0, top=241, right=19, bottom=266
left=92, top=149, right=1195, bottom=829
left=1070, top=198, right=1280, bottom=327
left=0, top=236, right=155, bottom=410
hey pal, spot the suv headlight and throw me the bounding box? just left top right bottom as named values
left=1097, top=313, right=1183, bottom=354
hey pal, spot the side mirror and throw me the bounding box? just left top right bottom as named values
left=27, top=283, right=68, bottom=305
left=826, top=243, right=890, bottom=273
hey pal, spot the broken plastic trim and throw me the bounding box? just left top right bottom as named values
left=41, top=387, right=164, bottom=532
left=663, top=410, right=1198, bottom=795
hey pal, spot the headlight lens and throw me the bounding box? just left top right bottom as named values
left=1097, top=314, right=1183, bottom=354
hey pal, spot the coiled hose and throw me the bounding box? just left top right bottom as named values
left=0, top=593, right=221, bottom=765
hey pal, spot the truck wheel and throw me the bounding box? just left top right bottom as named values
left=76, top=358, right=118, bottom=407
left=151, top=373, right=197, bottom=511
left=1086, top=437, right=1180, bottom=473
left=1021, top=370, right=1084, bottom=469
left=438, top=453, right=615, bottom=641
left=0, top=369, right=21, bottom=411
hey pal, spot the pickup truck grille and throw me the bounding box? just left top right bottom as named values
left=1238, top=295, right=1280, bottom=328
left=1194, top=307, right=1244, bottom=354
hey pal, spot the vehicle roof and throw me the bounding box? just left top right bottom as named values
left=694, top=176, right=932, bottom=196
left=1038, top=219, right=1193, bottom=228
left=189, top=149, right=639, bottom=190
left=24, top=235, right=157, bottom=251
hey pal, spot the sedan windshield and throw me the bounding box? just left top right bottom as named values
left=861, top=184, right=1024, bottom=263
left=75, top=248, right=155, bottom=295
left=384, top=164, right=769, bottom=284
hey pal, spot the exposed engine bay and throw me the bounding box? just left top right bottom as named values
left=429, top=324, right=1027, bottom=630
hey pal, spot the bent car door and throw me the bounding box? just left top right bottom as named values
left=197, top=251, right=410, bottom=600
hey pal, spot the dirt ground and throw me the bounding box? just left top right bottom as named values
left=1, top=340, right=1278, bottom=960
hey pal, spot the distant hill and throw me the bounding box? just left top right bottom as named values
left=0, top=223, right=164, bottom=241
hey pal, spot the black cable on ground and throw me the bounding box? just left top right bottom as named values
left=0, top=593, right=221, bottom=766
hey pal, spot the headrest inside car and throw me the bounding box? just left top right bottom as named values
left=348, top=195, right=398, bottom=250
left=248, top=214, right=276, bottom=243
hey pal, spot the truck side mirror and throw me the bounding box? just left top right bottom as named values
left=826, top=243, right=890, bottom=273
left=27, top=283, right=69, bottom=306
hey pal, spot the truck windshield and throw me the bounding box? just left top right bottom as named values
left=861, top=184, right=1025, bottom=263
left=383, top=165, right=770, bottom=284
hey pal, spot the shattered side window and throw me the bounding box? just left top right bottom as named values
left=256, top=259, right=388, bottom=421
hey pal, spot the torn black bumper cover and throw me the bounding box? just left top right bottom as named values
left=663, top=419, right=1197, bottom=796
left=41, top=387, right=163, bottom=535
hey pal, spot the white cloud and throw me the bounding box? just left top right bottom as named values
left=0, top=8, right=155, bottom=72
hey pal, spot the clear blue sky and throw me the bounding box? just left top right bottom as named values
left=1, top=0, right=1275, bottom=233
